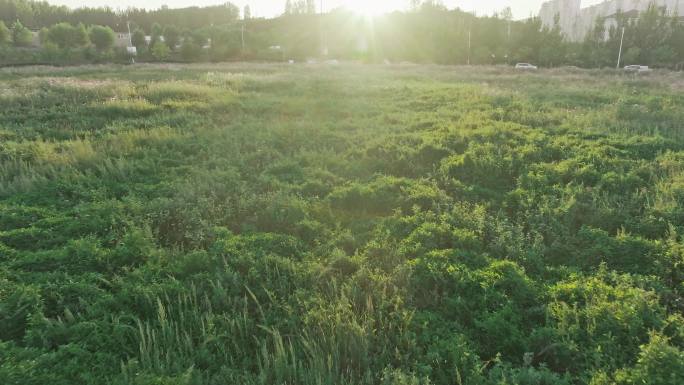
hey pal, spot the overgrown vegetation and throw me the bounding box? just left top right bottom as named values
left=0, top=64, right=683, bottom=384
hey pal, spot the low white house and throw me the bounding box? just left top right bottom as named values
left=114, top=32, right=132, bottom=48
left=144, top=35, right=165, bottom=45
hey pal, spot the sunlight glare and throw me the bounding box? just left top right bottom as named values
left=345, top=0, right=392, bottom=17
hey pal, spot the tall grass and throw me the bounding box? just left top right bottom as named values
left=1, top=64, right=683, bottom=385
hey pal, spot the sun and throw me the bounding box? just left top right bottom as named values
left=346, top=0, right=390, bottom=17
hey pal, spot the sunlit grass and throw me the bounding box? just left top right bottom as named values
left=1, top=64, right=683, bottom=385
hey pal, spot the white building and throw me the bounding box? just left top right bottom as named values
left=539, top=0, right=684, bottom=41
left=114, top=32, right=132, bottom=48
left=144, top=35, right=165, bottom=45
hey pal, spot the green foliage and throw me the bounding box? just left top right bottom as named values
left=149, top=23, right=163, bottom=47
left=131, top=28, right=146, bottom=51
left=180, top=40, right=202, bottom=62
left=151, top=41, right=170, bottom=61
left=88, top=25, right=115, bottom=50
left=0, top=64, right=683, bottom=384
left=0, top=20, right=9, bottom=45
left=162, top=25, right=180, bottom=50
left=11, top=20, right=32, bottom=47
left=2, top=1, right=684, bottom=67
left=613, top=332, right=684, bottom=385
left=44, top=22, right=89, bottom=49
left=0, top=0, right=240, bottom=32
left=582, top=5, right=684, bottom=69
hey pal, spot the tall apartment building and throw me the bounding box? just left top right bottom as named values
left=539, top=0, right=683, bottom=41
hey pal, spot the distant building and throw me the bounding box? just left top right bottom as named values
left=539, top=0, right=581, bottom=39
left=29, top=30, right=41, bottom=47
left=144, top=35, right=165, bottom=45
left=539, top=0, right=684, bottom=41
left=114, top=32, right=132, bottom=48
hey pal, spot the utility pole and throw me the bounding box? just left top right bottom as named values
left=616, top=26, right=625, bottom=69
left=126, top=21, right=135, bottom=63
left=320, top=0, right=328, bottom=56
left=468, top=9, right=475, bottom=65
left=126, top=21, right=132, bottom=46
left=467, top=28, right=471, bottom=65
left=241, top=23, right=245, bottom=52
left=506, top=20, right=511, bottom=64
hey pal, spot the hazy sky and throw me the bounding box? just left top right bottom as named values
left=47, top=0, right=606, bottom=19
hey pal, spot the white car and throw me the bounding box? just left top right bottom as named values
left=624, top=65, right=651, bottom=73
left=515, top=63, right=538, bottom=70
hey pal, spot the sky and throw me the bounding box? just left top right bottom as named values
left=47, top=0, right=607, bottom=20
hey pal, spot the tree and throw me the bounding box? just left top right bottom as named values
left=0, top=20, right=9, bottom=45
left=538, top=15, right=565, bottom=67
left=285, top=0, right=293, bottom=15
left=511, top=18, right=544, bottom=64
left=11, top=21, right=33, bottom=47
left=623, top=47, right=641, bottom=65
left=292, top=0, right=306, bottom=14
left=190, top=30, right=208, bottom=48
left=206, top=25, right=242, bottom=61
left=151, top=41, right=170, bottom=61
left=669, top=17, right=684, bottom=65
left=47, top=23, right=74, bottom=48
left=501, top=6, right=513, bottom=21
left=46, top=22, right=89, bottom=49
left=38, top=27, right=48, bottom=44
left=73, top=23, right=89, bottom=47
left=163, top=25, right=181, bottom=50
left=150, top=22, right=163, bottom=46
left=89, top=25, right=115, bottom=50
left=613, top=333, right=684, bottom=385
left=306, top=0, right=315, bottom=14
left=244, top=5, right=251, bottom=20
left=581, top=17, right=610, bottom=67
left=180, top=39, right=202, bottom=61
left=131, top=28, right=146, bottom=51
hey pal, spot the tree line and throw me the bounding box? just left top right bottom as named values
left=0, top=0, right=240, bottom=31
left=1, top=0, right=683, bottom=68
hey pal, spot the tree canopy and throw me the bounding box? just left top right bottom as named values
left=11, top=20, right=33, bottom=47
left=88, top=25, right=115, bottom=50
left=0, top=20, right=9, bottom=44
left=0, top=0, right=683, bottom=68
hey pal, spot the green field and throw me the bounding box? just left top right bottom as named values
left=1, top=64, right=683, bottom=384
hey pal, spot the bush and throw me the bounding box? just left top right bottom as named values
left=131, top=28, right=147, bottom=52
left=162, top=25, right=181, bottom=50
left=613, top=333, right=684, bottom=385
left=89, top=25, right=115, bottom=51
left=11, top=21, right=33, bottom=47
left=44, top=22, right=89, bottom=49
left=151, top=41, right=170, bottom=61
left=180, top=41, right=202, bottom=61
left=0, top=21, right=9, bottom=45
left=1, top=63, right=684, bottom=385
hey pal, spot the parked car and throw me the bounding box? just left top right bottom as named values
left=624, top=65, right=652, bottom=73
left=515, top=63, right=538, bottom=70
